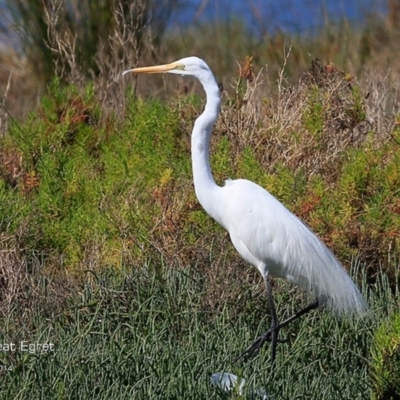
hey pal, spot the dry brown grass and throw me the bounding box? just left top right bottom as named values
left=0, top=48, right=40, bottom=121
left=1, top=1, right=400, bottom=118
left=0, top=235, right=75, bottom=324
left=212, top=52, right=398, bottom=179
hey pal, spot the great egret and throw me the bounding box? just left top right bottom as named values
left=123, top=57, right=368, bottom=366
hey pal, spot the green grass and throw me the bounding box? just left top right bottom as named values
left=0, top=258, right=397, bottom=399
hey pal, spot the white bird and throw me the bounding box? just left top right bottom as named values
left=123, top=57, right=368, bottom=366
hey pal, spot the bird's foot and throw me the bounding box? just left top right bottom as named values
left=233, top=327, right=287, bottom=363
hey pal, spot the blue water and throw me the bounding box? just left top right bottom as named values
left=170, top=0, right=387, bottom=34
left=0, top=0, right=389, bottom=46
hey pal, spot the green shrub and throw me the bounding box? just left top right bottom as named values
left=371, top=313, right=400, bottom=400
left=1, top=71, right=400, bottom=277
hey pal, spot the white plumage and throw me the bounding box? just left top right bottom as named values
left=221, top=178, right=366, bottom=316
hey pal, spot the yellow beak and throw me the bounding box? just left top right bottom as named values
left=123, top=62, right=180, bottom=76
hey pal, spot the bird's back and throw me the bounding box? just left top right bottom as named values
left=218, top=179, right=367, bottom=317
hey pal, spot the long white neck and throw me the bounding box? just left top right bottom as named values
left=191, top=72, right=222, bottom=222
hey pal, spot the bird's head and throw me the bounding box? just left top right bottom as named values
left=123, top=56, right=211, bottom=80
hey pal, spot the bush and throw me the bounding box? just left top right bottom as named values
left=1, top=60, right=400, bottom=278
left=371, top=313, right=400, bottom=400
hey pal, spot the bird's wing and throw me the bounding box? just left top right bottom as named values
left=221, top=179, right=367, bottom=316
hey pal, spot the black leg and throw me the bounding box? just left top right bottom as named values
left=234, top=295, right=319, bottom=364
left=264, top=274, right=279, bottom=368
